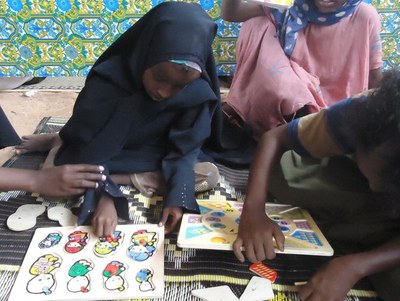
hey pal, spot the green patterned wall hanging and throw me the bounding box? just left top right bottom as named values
left=0, top=0, right=398, bottom=76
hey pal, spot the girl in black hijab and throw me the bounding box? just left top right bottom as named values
left=36, top=2, right=222, bottom=236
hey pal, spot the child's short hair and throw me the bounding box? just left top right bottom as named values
left=349, top=68, right=400, bottom=190
left=351, top=69, right=400, bottom=150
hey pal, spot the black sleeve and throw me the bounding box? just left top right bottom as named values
left=162, top=103, right=213, bottom=212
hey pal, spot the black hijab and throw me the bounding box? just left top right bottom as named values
left=52, top=2, right=256, bottom=225
left=55, top=2, right=222, bottom=170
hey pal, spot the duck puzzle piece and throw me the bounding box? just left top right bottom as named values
left=38, top=232, right=63, bottom=249
left=102, top=260, right=128, bottom=292
left=67, top=259, right=94, bottom=293
left=64, top=230, right=90, bottom=254
left=26, top=254, right=62, bottom=296
left=94, top=231, right=125, bottom=257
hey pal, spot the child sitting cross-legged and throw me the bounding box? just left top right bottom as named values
left=15, top=2, right=224, bottom=238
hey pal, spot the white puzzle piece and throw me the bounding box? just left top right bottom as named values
left=7, top=204, right=46, bottom=231
left=239, top=276, right=274, bottom=301
left=47, top=207, right=78, bottom=226
left=192, top=285, right=239, bottom=301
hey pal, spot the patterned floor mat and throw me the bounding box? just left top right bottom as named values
left=0, top=117, right=381, bottom=301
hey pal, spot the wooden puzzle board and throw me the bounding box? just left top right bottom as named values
left=178, top=201, right=333, bottom=256
left=9, top=224, right=164, bottom=301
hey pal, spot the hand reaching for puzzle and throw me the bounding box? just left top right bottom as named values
left=34, top=165, right=106, bottom=197
left=158, top=206, right=183, bottom=234
left=233, top=206, right=285, bottom=263
left=298, top=255, right=361, bottom=301
left=92, top=193, right=118, bottom=237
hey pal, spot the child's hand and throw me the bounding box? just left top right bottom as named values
left=92, top=193, right=117, bottom=237
left=158, top=206, right=183, bottom=234
left=34, top=165, right=105, bottom=197
left=298, top=255, right=361, bottom=300
left=233, top=206, right=284, bottom=263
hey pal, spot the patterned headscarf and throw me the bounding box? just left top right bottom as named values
left=272, top=0, right=362, bottom=57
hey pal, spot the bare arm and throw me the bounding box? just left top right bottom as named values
left=221, top=0, right=265, bottom=22
left=0, top=168, right=37, bottom=192
left=233, top=125, right=290, bottom=262
left=245, top=124, right=290, bottom=208
left=368, top=68, right=383, bottom=89
left=299, top=238, right=400, bottom=300
left=357, top=237, right=400, bottom=278
left=0, top=165, right=105, bottom=197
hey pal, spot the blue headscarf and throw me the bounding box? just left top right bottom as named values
left=272, top=0, right=362, bottom=57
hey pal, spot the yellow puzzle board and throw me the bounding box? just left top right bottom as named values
left=178, top=200, right=333, bottom=256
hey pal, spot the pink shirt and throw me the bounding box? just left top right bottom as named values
left=267, top=3, right=382, bottom=105
left=227, top=3, right=382, bottom=137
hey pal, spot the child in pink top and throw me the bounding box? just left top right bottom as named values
left=289, top=2, right=382, bottom=105
left=221, top=0, right=382, bottom=137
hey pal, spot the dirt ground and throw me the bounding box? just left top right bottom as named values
left=0, top=90, right=78, bottom=165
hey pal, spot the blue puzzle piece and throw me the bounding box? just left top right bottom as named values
left=185, top=226, right=212, bottom=239
left=291, top=230, right=322, bottom=246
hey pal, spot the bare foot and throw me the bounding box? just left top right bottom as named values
left=15, top=133, right=62, bottom=155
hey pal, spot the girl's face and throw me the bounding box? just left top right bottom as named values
left=313, top=0, right=347, bottom=13
left=142, top=62, right=201, bottom=102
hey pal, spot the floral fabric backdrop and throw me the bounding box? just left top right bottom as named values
left=0, top=0, right=398, bottom=76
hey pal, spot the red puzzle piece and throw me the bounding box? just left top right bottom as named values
left=249, top=262, right=277, bottom=283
